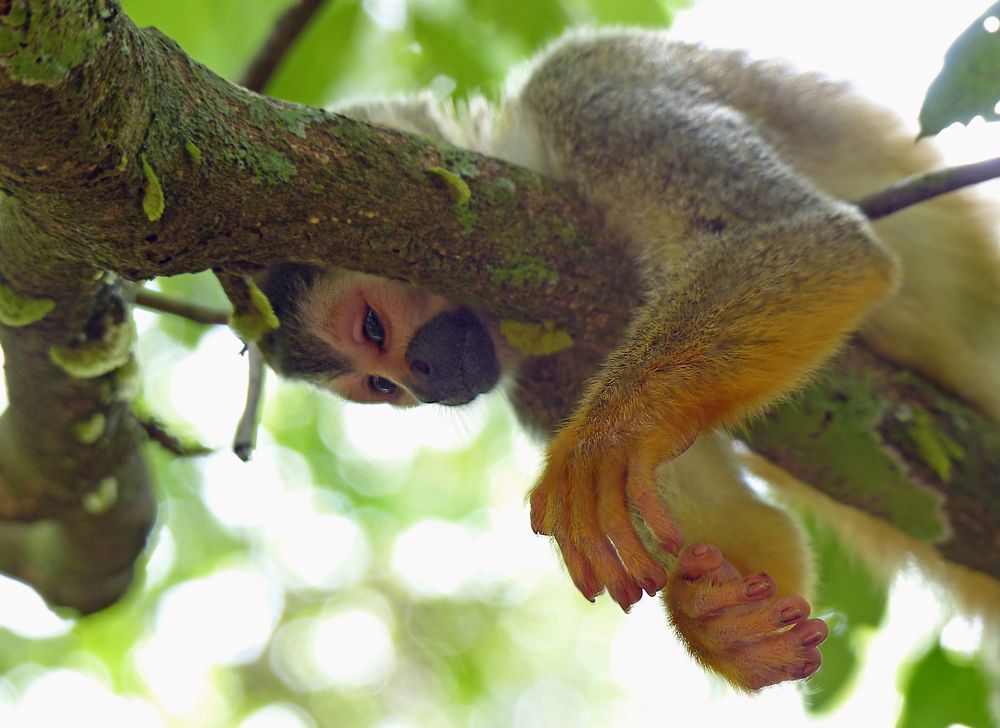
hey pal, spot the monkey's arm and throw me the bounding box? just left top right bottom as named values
left=530, top=205, right=895, bottom=608
left=517, top=39, right=899, bottom=612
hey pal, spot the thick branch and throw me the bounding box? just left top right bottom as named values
left=0, top=213, right=154, bottom=610
left=742, top=345, right=1000, bottom=579
left=0, top=1, right=633, bottom=345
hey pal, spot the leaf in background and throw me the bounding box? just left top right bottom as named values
left=121, top=0, right=290, bottom=80
left=463, top=0, right=572, bottom=53
left=919, top=1, right=1000, bottom=136
left=896, top=642, right=998, bottom=728
left=800, top=513, right=888, bottom=712
left=586, top=0, right=678, bottom=26
left=409, top=10, right=519, bottom=100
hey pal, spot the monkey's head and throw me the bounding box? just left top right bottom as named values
left=257, top=264, right=504, bottom=406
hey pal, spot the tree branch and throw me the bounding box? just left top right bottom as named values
left=1, top=0, right=998, bottom=609
left=856, top=155, right=1000, bottom=219
left=130, top=287, right=231, bottom=325
left=233, top=344, right=266, bottom=462
left=240, top=0, right=328, bottom=93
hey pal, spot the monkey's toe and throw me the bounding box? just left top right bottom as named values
left=676, top=543, right=726, bottom=579
left=672, top=544, right=774, bottom=617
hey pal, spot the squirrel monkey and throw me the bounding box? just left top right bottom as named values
left=258, top=29, right=1000, bottom=691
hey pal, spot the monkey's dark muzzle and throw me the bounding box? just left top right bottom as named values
left=406, top=308, right=500, bottom=406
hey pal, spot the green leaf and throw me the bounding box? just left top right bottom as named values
left=800, top=514, right=888, bottom=712
left=897, top=643, right=998, bottom=728
left=919, top=1, right=1000, bottom=136
left=586, top=0, right=677, bottom=26
left=463, top=0, right=571, bottom=53
left=410, top=11, right=513, bottom=99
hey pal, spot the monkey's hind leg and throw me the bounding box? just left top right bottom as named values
left=653, top=435, right=828, bottom=690
left=665, top=544, right=827, bottom=690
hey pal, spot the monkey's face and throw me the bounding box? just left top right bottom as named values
left=257, top=264, right=503, bottom=406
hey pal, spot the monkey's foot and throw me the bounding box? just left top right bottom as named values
left=529, top=427, right=681, bottom=612
left=665, top=543, right=828, bottom=691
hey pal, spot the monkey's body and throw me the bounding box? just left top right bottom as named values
left=260, top=29, right=1000, bottom=690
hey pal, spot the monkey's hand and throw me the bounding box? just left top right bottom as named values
left=667, top=543, right=828, bottom=690
left=529, top=363, right=700, bottom=611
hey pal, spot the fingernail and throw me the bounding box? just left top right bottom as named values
left=797, top=658, right=821, bottom=678
left=745, top=579, right=771, bottom=598
left=780, top=607, right=804, bottom=623
left=801, top=631, right=826, bottom=648
left=612, top=591, right=632, bottom=612
left=692, top=544, right=708, bottom=556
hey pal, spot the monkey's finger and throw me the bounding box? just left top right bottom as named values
left=557, top=536, right=603, bottom=602
left=582, top=535, right=643, bottom=612
left=528, top=475, right=557, bottom=535
left=561, top=461, right=644, bottom=612
left=670, top=549, right=770, bottom=620
left=675, top=543, right=726, bottom=581
left=597, top=459, right=667, bottom=596
left=625, top=456, right=682, bottom=555
left=771, top=595, right=812, bottom=627
left=530, top=431, right=582, bottom=535
left=786, top=617, right=828, bottom=651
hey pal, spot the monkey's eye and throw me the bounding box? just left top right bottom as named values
left=369, top=375, right=397, bottom=395
left=363, top=307, right=386, bottom=347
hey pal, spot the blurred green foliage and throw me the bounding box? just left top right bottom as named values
left=125, top=0, right=679, bottom=105
left=800, top=513, right=888, bottom=712
left=897, top=643, right=998, bottom=728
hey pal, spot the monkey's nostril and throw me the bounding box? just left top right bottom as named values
left=412, top=359, right=431, bottom=376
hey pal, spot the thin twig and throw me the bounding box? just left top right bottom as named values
left=856, top=155, right=1000, bottom=220
left=130, top=287, right=231, bottom=326
left=240, top=0, right=328, bottom=93
left=234, top=344, right=267, bottom=462
left=211, top=269, right=269, bottom=460
left=138, top=416, right=213, bottom=457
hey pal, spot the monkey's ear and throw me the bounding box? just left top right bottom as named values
left=255, top=264, right=320, bottom=322
left=255, top=264, right=348, bottom=381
